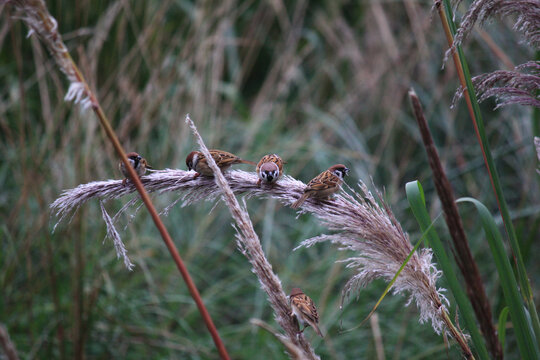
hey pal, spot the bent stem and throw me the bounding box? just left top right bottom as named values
left=90, top=107, right=230, bottom=360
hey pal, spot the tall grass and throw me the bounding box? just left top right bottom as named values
left=1, top=0, right=538, bottom=358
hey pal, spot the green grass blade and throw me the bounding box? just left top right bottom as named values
left=457, top=197, right=540, bottom=359
left=498, top=307, right=509, bottom=354
left=440, top=0, right=540, bottom=344
left=406, top=181, right=489, bottom=360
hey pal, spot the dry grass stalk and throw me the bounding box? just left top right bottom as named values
left=9, top=0, right=92, bottom=108
left=250, top=319, right=309, bottom=360
left=449, top=0, right=540, bottom=54
left=50, top=169, right=306, bottom=226
left=50, top=140, right=460, bottom=344
left=185, top=115, right=320, bottom=360
left=453, top=61, right=540, bottom=109
left=443, top=0, right=539, bottom=109
left=100, top=201, right=135, bottom=271
left=295, top=182, right=451, bottom=336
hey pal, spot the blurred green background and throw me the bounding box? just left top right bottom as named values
left=1, top=0, right=538, bottom=359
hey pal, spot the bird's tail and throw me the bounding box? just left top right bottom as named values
left=313, top=324, right=324, bottom=338
left=291, top=193, right=309, bottom=209
left=239, top=159, right=256, bottom=166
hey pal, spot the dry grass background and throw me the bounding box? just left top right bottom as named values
left=1, top=0, right=538, bottom=358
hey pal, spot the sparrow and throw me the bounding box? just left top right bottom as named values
left=119, top=152, right=151, bottom=186
left=291, top=164, right=349, bottom=209
left=289, top=287, right=324, bottom=337
left=186, top=149, right=256, bottom=177
left=256, top=154, right=284, bottom=187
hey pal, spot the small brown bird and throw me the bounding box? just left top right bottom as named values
left=186, top=149, right=256, bottom=177
left=289, top=287, right=324, bottom=337
left=256, top=154, right=284, bottom=187
left=119, top=152, right=151, bottom=186
left=291, top=164, right=349, bottom=209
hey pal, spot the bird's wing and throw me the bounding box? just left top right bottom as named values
left=292, top=294, right=319, bottom=324
left=306, top=170, right=340, bottom=192
left=210, top=150, right=241, bottom=166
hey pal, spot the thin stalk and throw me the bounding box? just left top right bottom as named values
left=90, top=100, right=230, bottom=360
left=440, top=311, right=475, bottom=360
left=10, top=2, right=230, bottom=358
left=87, top=79, right=230, bottom=360
left=534, top=51, right=539, bottom=137
left=436, top=0, right=540, bottom=345
left=409, top=89, right=502, bottom=359
left=407, top=181, right=484, bottom=360
left=186, top=115, right=320, bottom=360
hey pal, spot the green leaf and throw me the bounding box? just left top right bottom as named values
left=406, top=181, right=489, bottom=360
left=498, top=307, right=509, bottom=354
left=457, top=197, right=540, bottom=359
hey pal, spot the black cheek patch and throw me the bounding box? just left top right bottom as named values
left=128, top=156, right=140, bottom=168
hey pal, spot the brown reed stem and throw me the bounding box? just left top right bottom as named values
left=436, top=1, right=500, bottom=218
left=9, top=2, right=230, bottom=358
left=90, top=100, right=230, bottom=360
left=436, top=3, right=476, bottom=125
left=409, top=89, right=502, bottom=359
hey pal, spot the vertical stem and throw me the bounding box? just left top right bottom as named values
left=409, top=89, right=502, bottom=359
left=436, top=1, right=540, bottom=346
left=45, top=234, right=66, bottom=360
left=533, top=51, right=540, bottom=137
left=186, top=115, right=320, bottom=360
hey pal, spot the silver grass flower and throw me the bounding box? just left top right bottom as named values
left=100, top=201, right=135, bottom=271
left=51, top=167, right=451, bottom=337
left=295, top=183, right=450, bottom=335
left=8, top=0, right=92, bottom=109
left=51, top=170, right=320, bottom=359
left=450, top=0, right=540, bottom=52
left=453, top=61, right=540, bottom=108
